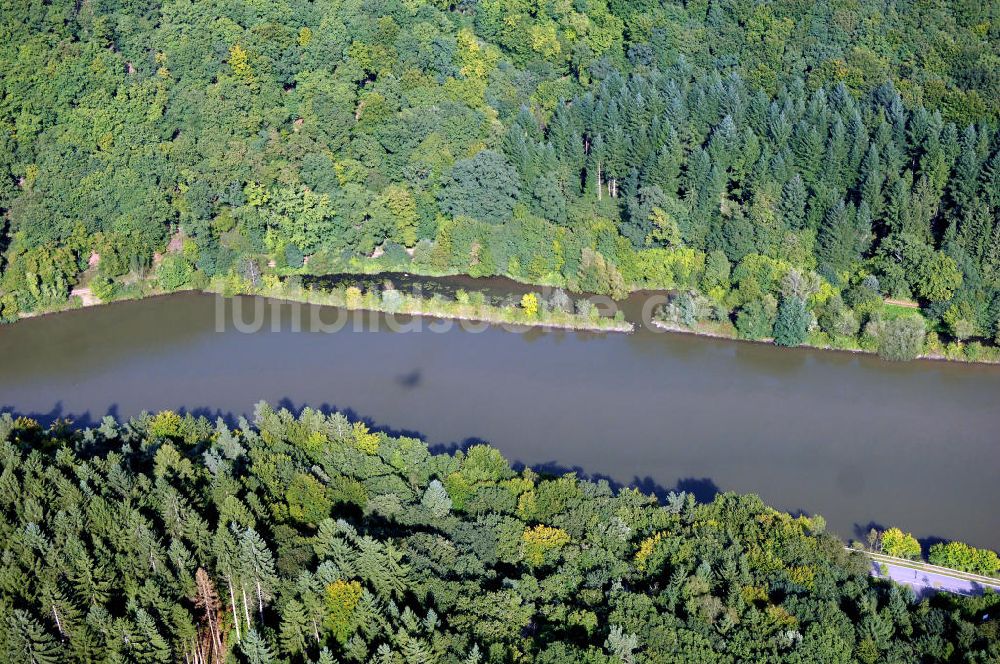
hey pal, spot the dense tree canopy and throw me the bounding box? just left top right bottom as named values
left=0, top=406, right=997, bottom=662
left=2, top=0, right=1000, bottom=356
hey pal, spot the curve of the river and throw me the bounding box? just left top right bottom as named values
left=1, top=286, right=998, bottom=549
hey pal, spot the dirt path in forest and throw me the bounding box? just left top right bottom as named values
left=70, top=286, right=99, bottom=307
left=884, top=298, right=920, bottom=308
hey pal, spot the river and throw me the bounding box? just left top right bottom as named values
left=1, top=279, right=998, bottom=549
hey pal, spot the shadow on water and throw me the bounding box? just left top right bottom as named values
left=854, top=521, right=888, bottom=543
left=0, top=401, right=122, bottom=430
left=851, top=521, right=953, bottom=552
left=918, top=535, right=950, bottom=552
left=512, top=459, right=724, bottom=503
left=396, top=369, right=422, bottom=389
left=0, top=399, right=978, bottom=548
left=2, top=399, right=720, bottom=502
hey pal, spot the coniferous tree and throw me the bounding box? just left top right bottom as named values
left=240, top=529, right=278, bottom=623
left=780, top=175, right=808, bottom=231
left=240, top=629, right=275, bottom=664
left=773, top=295, right=809, bottom=346
left=817, top=200, right=865, bottom=283
left=5, top=610, right=61, bottom=664
left=859, top=144, right=883, bottom=219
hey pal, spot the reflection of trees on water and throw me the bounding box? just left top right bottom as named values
left=0, top=292, right=218, bottom=384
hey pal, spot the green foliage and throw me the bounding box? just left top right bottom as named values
left=439, top=151, right=520, bottom=225
left=736, top=299, right=775, bottom=340
left=773, top=296, right=809, bottom=347
left=876, top=316, right=927, bottom=361
left=914, top=252, right=963, bottom=303
left=147, top=410, right=182, bottom=439
left=880, top=528, right=922, bottom=560
left=156, top=254, right=193, bottom=291
left=0, top=408, right=997, bottom=661
left=284, top=244, right=305, bottom=269
left=0, top=409, right=996, bottom=662
left=1, top=0, right=997, bottom=363
left=929, top=541, right=1000, bottom=576
left=286, top=473, right=332, bottom=525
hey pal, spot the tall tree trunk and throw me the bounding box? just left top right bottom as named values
left=51, top=605, right=64, bottom=637
left=241, top=583, right=252, bottom=628
left=227, top=577, right=241, bottom=642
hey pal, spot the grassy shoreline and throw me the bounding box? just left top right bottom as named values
left=220, top=283, right=634, bottom=333
left=8, top=270, right=1000, bottom=365
left=651, top=319, right=1000, bottom=365
left=10, top=280, right=631, bottom=333
left=215, top=280, right=634, bottom=333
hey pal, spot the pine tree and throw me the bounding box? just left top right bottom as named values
left=501, top=130, right=533, bottom=186
left=462, top=644, right=482, bottom=664
left=773, top=296, right=809, bottom=346
left=859, top=144, right=883, bottom=217
left=531, top=147, right=566, bottom=225
left=279, top=599, right=311, bottom=657
left=982, top=220, right=1000, bottom=288
left=956, top=200, right=992, bottom=265
left=645, top=127, right=681, bottom=194
left=39, top=584, right=79, bottom=642
left=605, top=625, right=639, bottom=664
left=817, top=200, right=864, bottom=283
left=588, top=133, right=606, bottom=201
left=5, top=609, right=61, bottom=664
left=950, top=125, right=981, bottom=211
left=980, top=152, right=1000, bottom=210
left=420, top=480, right=452, bottom=518
left=824, top=118, right=849, bottom=185
left=240, top=629, right=275, bottom=664
left=605, top=124, right=627, bottom=198
left=133, top=609, right=172, bottom=664
left=780, top=175, right=807, bottom=231
left=240, top=529, right=278, bottom=623
left=708, top=115, right=738, bottom=173
left=792, top=122, right=823, bottom=187
left=883, top=170, right=913, bottom=236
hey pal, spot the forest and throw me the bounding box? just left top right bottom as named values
left=2, top=0, right=1000, bottom=358
left=0, top=405, right=997, bottom=663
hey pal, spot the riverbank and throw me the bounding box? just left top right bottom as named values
left=7, top=266, right=1000, bottom=364
left=650, top=319, right=1000, bottom=365
left=210, top=279, right=634, bottom=333
left=274, top=263, right=1000, bottom=365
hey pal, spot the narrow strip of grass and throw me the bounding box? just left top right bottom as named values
left=214, top=280, right=634, bottom=333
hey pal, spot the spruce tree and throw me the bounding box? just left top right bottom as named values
left=773, top=296, right=809, bottom=346
left=5, top=610, right=61, bottom=664
left=817, top=200, right=863, bottom=283
left=240, top=629, right=275, bottom=664
left=859, top=144, right=883, bottom=217
left=780, top=175, right=808, bottom=231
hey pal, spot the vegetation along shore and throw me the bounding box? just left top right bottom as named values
left=5, top=0, right=1000, bottom=364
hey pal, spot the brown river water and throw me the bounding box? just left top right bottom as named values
left=0, top=276, right=998, bottom=549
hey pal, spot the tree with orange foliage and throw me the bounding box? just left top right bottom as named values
left=192, top=568, right=228, bottom=664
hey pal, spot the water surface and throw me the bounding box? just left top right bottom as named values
left=1, top=289, right=997, bottom=548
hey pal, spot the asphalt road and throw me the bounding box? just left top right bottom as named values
left=864, top=555, right=1000, bottom=597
